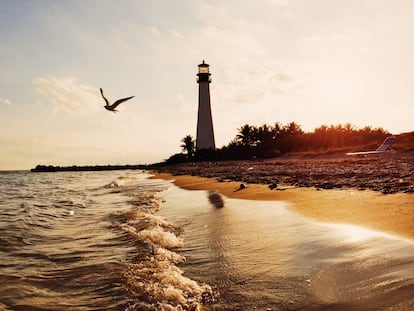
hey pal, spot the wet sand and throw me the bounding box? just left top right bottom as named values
left=151, top=153, right=414, bottom=240
left=157, top=181, right=414, bottom=310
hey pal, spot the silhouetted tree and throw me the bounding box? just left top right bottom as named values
left=273, top=122, right=283, bottom=138
left=276, top=121, right=303, bottom=153
left=255, top=124, right=276, bottom=156
left=180, top=135, right=195, bottom=159
left=236, top=124, right=256, bottom=147
left=285, top=121, right=303, bottom=137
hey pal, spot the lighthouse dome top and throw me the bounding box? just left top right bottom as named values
left=198, top=60, right=210, bottom=74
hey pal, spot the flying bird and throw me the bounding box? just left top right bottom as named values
left=100, top=88, right=134, bottom=112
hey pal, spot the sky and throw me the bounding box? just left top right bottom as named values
left=1, top=0, right=413, bottom=170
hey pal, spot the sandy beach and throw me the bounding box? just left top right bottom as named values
left=152, top=152, right=414, bottom=240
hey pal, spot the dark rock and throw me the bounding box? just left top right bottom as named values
left=268, top=182, right=277, bottom=190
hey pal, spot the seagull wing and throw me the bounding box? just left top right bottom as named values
left=100, top=88, right=111, bottom=106
left=110, top=96, right=135, bottom=109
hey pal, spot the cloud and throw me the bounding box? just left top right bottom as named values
left=32, top=76, right=100, bottom=113
left=0, top=98, right=11, bottom=105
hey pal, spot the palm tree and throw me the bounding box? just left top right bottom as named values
left=181, top=135, right=195, bottom=158
left=236, top=124, right=256, bottom=146
left=285, top=121, right=303, bottom=137
left=273, top=122, right=283, bottom=138
left=254, top=124, right=275, bottom=150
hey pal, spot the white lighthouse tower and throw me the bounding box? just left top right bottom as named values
left=196, top=60, right=215, bottom=150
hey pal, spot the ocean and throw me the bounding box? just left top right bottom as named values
left=0, top=170, right=413, bottom=311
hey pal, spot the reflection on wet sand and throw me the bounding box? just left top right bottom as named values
left=158, top=184, right=414, bottom=310
left=207, top=190, right=224, bottom=208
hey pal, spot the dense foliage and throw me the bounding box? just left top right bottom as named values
left=167, top=122, right=391, bottom=163
left=218, top=122, right=390, bottom=160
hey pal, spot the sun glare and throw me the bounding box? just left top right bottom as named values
left=324, top=223, right=392, bottom=243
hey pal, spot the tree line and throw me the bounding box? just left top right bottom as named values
left=167, top=122, right=390, bottom=163
left=31, top=164, right=147, bottom=172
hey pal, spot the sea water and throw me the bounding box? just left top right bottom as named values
left=1, top=170, right=414, bottom=311
left=0, top=170, right=210, bottom=311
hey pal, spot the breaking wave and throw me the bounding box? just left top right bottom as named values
left=0, top=170, right=212, bottom=311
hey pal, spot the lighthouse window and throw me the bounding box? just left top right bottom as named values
left=199, top=67, right=209, bottom=73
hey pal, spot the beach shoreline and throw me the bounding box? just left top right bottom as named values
left=151, top=153, right=414, bottom=240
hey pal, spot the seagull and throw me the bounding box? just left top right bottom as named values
left=100, top=88, right=135, bottom=112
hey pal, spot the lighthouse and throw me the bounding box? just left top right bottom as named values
left=196, top=60, right=215, bottom=150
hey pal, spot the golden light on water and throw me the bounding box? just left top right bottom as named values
left=323, top=223, right=393, bottom=243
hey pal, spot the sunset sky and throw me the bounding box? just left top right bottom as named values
left=1, top=0, right=413, bottom=169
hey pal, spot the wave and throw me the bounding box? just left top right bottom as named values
left=103, top=172, right=213, bottom=310
left=111, top=204, right=212, bottom=310
left=0, top=170, right=213, bottom=311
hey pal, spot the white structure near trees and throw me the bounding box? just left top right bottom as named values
left=196, top=60, right=215, bottom=150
